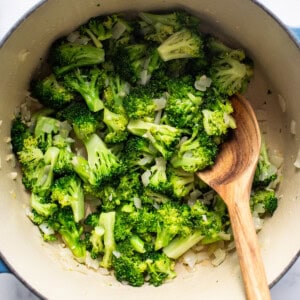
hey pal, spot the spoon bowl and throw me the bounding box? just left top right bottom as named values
left=197, top=94, right=270, bottom=300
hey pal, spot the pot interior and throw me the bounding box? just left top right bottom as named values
left=0, top=0, right=299, bottom=299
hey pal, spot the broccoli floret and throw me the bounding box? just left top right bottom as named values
left=155, top=201, right=192, bottom=250
left=127, top=119, right=182, bottom=160
left=22, top=146, right=60, bottom=196
left=51, top=175, right=85, bottom=222
left=53, top=146, right=75, bottom=176
left=103, top=108, right=128, bottom=144
left=72, top=133, right=125, bottom=186
left=202, top=99, right=236, bottom=136
left=63, top=68, right=106, bottom=112
left=124, top=83, right=165, bottom=121
left=167, top=167, right=195, bottom=199
left=253, top=139, right=278, bottom=187
left=170, top=128, right=218, bottom=172
left=164, top=76, right=203, bottom=128
left=103, top=74, right=130, bottom=115
left=207, top=37, right=253, bottom=96
left=57, top=101, right=102, bottom=140
left=10, top=116, right=32, bottom=154
left=163, top=200, right=224, bottom=259
left=250, top=189, right=278, bottom=216
left=145, top=251, right=176, bottom=286
left=157, top=29, right=204, bottom=62
left=112, top=253, right=147, bottom=287
left=55, top=207, right=86, bottom=259
left=112, top=44, right=162, bottom=84
left=79, top=16, right=113, bottom=48
left=97, top=211, right=116, bottom=268
left=34, top=116, right=61, bottom=151
left=146, top=157, right=169, bottom=194
left=122, top=136, right=157, bottom=169
left=31, top=74, right=74, bottom=110
left=138, top=10, right=200, bottom=43
left=49, top=41, right=105, bottom=76
left=30, top=193, right=58, bottom=217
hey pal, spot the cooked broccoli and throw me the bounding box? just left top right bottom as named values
left=31, top=74, right=74, bottom=109
left=57, top=101, right=102, bottom=140
left=163, top=200, right=224, bottom=259
left=63, top=68, right=106, bottom=112
left=112, top=253, right=147, bottom=287
left=22, top=146, right=60, bottom=196
left=11, top=117, right=34, bottom=154
left=49, top=41, right=105, bottom=76
left=155, top=201, right=192, bottom=250
left=207, top=37, right=253, bottom=96
left=164, top=76, right=203, bottom=128
left=250, top=189, right=278, bottom=216
left=30, top=193, right=57, bottom=217
left=157, top=29, right=204, bottom=62
left=51, top=175, right=85, bottom=222
left=202, top=98, right=236, bottom=136
left=103, top=108, right=128, bottom=144
left=127, top=119, right=182, bottom=160
left=147, top=157, right=169, bottom=194
left=145, top=251, right=176, bottom=286
left=53, top=146, right=75, bottom=176
left=55, top=207, right=86, bottom=259
left=171, top=128, right=218, bottom=172
left=34, top=116, right=61, bottom=151
left=253, top=139, right=278, bottom=187
left=112, top=43, right=162, bottom=84
left=122, top=136, right=157, bottom=169
left=72, top=133, right=125, bottom=185
left=124, top=83, right=166, bottom=121
left=138, top=10, right=200, bottom=43
left=167, top=167, right=195, bottom=199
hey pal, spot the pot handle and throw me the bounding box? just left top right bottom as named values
left=0, top=259, right=9, bottom=273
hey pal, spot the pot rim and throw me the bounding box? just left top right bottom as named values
left=0, top=0, right=299, bottom=298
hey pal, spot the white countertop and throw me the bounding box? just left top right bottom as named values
left=0, top=1, right=299, bottom=299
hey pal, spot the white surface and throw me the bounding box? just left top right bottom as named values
left=0, top=0, right=299, bottom=299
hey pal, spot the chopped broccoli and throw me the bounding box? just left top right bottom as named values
left=147, top=157, right=169, bottom=194
left=138, top=10, right=200, bottom=43
left=207, top=37, right=253, bottom=96
left=155, top=201, right=192, bottom=250
left=63, top=68, right=106, bottom=112
left=31, top=74, right=74, bottom=109
left=57, top=101, right=102, bottom=140
left=157, top=29, right=204, bottom=62
left=53, top=146, right=75, bottom=176
left=250, top=189, right=278, bottom=216
left=171, top=128, right=218, bottom=172
left=30, top=193, right=57, bottom=217
left=51, top=174, right=85, bottom=222
left=55, top=207, right=86, bottom=259
left=49, top=41, right=105, bottom=76
left=253, top=139, right=278, bottom=187
left=164, top=76, right=203, bottom=128
left=72, top=133, right=125, bottom=185
left=127, top=119, right=182, bottom=160
left=103, top=108, right=128, bottom=144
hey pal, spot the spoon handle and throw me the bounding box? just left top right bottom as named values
left=228, top=185, right=271, bottom=300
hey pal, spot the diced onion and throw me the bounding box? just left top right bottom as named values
left=39, top=223, right=55, bottom=235
left=67, top=31, right=81, bottom=43
left=112, top=21, right=127, bottom=39
left=133, top=197, right=142, bottom=209
left=182, top=250, right=198, bottom=269
left=278, top=94, right=287, bottom=112
left=211, top=248, right=226, bottom=266
left=141, top=170, right=151, bottom=187
left=290, top=120, right=296, bottom=135
left=194, top=75, right=212, bottom=91
left=269, top=150, right=284, bottom=168
left=113, top=251, right=121, bottom=258
left=294, top=148, right=300, bottom=168
left=153, top=97, right=167, bottom=111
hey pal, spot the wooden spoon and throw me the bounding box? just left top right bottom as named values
left=197, top=94, right=270, bottom=300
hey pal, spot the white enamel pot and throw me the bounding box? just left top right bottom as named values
left=0, top=1, right=299, bottom=299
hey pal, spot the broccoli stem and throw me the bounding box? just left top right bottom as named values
left=162, top=231, right=203, bottom=259
left=99, top=211, right=116, bottom=268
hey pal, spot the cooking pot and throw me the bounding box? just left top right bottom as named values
left=0, top=0, right=299, bottom=299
